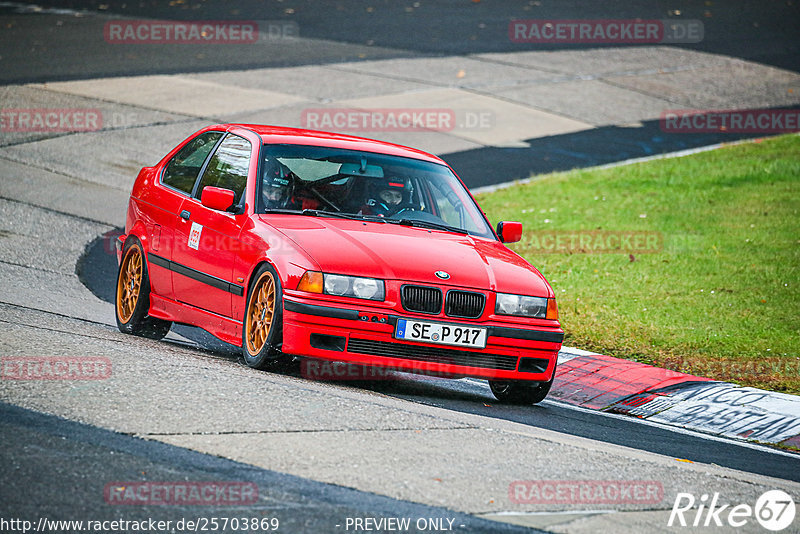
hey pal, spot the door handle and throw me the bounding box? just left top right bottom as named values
left=180, top=210, right=191, bottom=220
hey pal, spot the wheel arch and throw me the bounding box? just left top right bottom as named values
left=245, top=258, right=282, bottom=300
left=123, top=221, right=150, bottom=253
left=243, top=248, right=315, bottom=300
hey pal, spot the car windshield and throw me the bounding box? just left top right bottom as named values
left=257, top=144, right=495, bottom=239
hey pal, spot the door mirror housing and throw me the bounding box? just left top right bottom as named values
left=200, top=186, right=236, bottom=212
left=496, top=221, right=523, bottom=243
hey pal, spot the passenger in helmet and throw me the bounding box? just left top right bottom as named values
left=362, top=178, right=414, bottom=217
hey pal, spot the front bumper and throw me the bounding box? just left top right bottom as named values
left=281, top=296, right=563, bottom=382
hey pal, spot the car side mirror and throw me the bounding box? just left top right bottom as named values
left=496, top=221, right=523, bottom=243
left=201, top=186, right=236, bottom=212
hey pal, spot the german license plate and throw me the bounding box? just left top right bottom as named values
left=394, top=318, right=487, bottom=349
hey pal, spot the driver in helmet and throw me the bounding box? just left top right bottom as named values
left=362, top=178, right=414, bottom=217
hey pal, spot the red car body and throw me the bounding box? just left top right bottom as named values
left=116, top=124, right=563, bottom=402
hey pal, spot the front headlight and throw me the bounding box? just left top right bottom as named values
left=495, top=293, right=557, bottom=319
left=298, top=271, right=385, bottom=301
left=322, top=273, right=385, bottom=301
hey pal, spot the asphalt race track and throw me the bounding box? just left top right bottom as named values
left=1, top=402, right=532, bottom=533
left=1, top=1, right=799, bottom=533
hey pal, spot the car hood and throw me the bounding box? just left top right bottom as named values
left=256, top=216, right=553, bottom=297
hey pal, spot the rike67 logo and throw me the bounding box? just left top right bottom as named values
left=669, top=490, right=796, bottom=531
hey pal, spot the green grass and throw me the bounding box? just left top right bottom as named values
left=476, top=134, right=800, bottom=394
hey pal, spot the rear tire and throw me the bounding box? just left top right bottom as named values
left=115, top=237, right=172, bottom=340
left=241, top=263, right=288, bottom=370
left=489, top=367, right=556, bottom=405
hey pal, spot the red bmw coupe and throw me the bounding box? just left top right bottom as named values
left=115, top=124, right=563, bottom=404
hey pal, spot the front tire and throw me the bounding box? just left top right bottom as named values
left=241, top=263, right=287, bottom=370
left=489, top=369, right=555, bottom=405
left=115, top=237, right=172, bottom=340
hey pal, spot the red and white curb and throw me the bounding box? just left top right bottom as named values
left=553, top=348, right=800, bottom=448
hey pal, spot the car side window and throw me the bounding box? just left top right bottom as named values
left=162, top=131, right=224, bottom=195
left=195, top=134, right=252, bottom=206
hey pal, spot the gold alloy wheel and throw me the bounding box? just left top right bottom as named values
left=117, top=245, right=143, bottom=323
left=245, top=270, right=276, bottom=356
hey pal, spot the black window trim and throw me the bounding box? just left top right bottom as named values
left=191, top=132, right=254, bottom=214
left=159, top=130, right=226, bottom=198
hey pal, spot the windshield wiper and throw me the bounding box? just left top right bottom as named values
left=301, top=209, right=386, bottom=223
left=263, top=208, right=388, bottom=223
left=390, top=218, right=469, bottom=235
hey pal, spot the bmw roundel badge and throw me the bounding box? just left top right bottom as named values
left=435, top=271, right=450, bottom=280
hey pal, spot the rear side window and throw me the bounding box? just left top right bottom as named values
left=162, top=131, right=223, bottom=195
left=196, top=134, right=252, bottom=205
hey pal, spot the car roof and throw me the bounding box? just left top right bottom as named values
left=216, top=123, right=447, bottom=166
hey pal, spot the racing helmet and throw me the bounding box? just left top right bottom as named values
left=366, top=178, right=414, bottom=217
left=262, top=161, right=295, bottom=209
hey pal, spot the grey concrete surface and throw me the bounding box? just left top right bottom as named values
left=1, top=120, right=208, bottom=190
left=0, top=158, right=129, bottom=225
left=332, top=56, right=557, bottom=89
left=187, top=65, right=433, bottom=101
left=473, top=47, right=736, bottom=78
left=0, top=198, right=110, bottom=273
left=606, top=61, right=800, bottom=109
left=0, top=258, right=114, bottom=325
left=334, top=88, right=592, bottom=147
left=0, top=84, right=189, bottom=147
left=0, top=195, right=116, bottom=325
left=489, top=80, right=674, bottom=127
left=33, top=76, right=309, bottom=117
